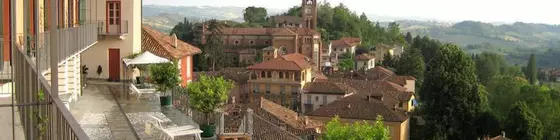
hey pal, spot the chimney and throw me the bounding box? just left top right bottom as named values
left=171, top=33, right=178, bottom=48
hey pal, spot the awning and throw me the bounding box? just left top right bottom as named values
left=123, top=51, right=170, bottom=66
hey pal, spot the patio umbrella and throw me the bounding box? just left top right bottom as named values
left=123, top=51, right=170, bottom=66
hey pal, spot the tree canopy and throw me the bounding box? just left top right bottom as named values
left=395, top=47, right=425, bottom=90
left=505, top=101, right=543, bottom=140
left=420, top=44, right=484, bottom=139
left=526, top=53, right=537, bottom=85
left=243, top=6, right=268, bottom=23
left=323, top=115, right=390, bottom=140
left=186, top=74, right=234, bottom=124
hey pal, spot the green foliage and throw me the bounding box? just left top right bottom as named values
left=410, top=35, right=441, bottom=63
left=485, top=75, right=529, bottom=120
left=382, top=52, right=395, bottom=68
left=186, top=74, right=234, bottom=124
left=338, top=58, right=354, bottom=71
left=526, top=53, right=537, bottom=85
left=395, top=47, right=424, bottom=82
left=323, top=115, right=390, bottom=140
left=505, top=101, right=543, bottom=140
left=474, top=52, right=509, bottom=85
left=205, top=19, right=226, bottom=71
left=420, top=44, right=484, bottom=139
left=170, top=19, right=209, bottom=71
left=149, top=63, right=181, bottom=94
left=243, top=6, right=267, bottom=23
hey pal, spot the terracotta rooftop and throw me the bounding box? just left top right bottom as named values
left=365, top=66, right=395, bottom=80
left=306, top=94, right=408, bottom=122
left=141, top=26, right=201, bottom=60
left=331, top=37, right=361, bottom=48
left=220, top=28, right=319, bottom=36
left=247, top=53, right=313, bottom=71
left=387, top=75, right=416, bottom=86
left=303, top=81, right=355, bottom=95
left=488, top=135, right=511, bottom=140
left=354, top=53, right=376, bottom=60
left=260, top=98, right=323, bottom=129
left=329, top=78, right=413, bottom=101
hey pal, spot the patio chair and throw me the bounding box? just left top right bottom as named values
left=150, top=116, right=202, bottom=140
left=130, top=84, right=158, bottom=99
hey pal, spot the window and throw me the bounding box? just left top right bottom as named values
left=323, top=95, right=328, bottom=105
left=261, top=71, right=265, bottom=78
left=295, top=24, right=300, bottom=27
left=334, top=48, right=337, bottom=51
left=280, top=85, right=285, bottom=94
left=291, top=86, right=299, bottom=95
left=264, top=40, right=270, bottom=45
left=234, top=40, right=240, bottom=45
left=306, top=95, right=312, bottom=104
left=249, top=40, right=255, bottom=45
left=265, top=84, right=271, bottom=94
left=279, top=72, right=284, bottom=78
left=253, top=84, right=260, bottom=93
left=315, top=96, right=319, bottom=101
left=399, top=102, right=404, bottom=108
left=267, top=52, right=270, bottom=55
left=267, top=71, right=272, bottom=78
left=285, top=72, right=290, bottom=79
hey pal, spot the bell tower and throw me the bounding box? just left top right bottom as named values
left=301, top=0, right=317, bottom=30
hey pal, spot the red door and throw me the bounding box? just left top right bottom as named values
left=108, top=49, right=120, bottom=81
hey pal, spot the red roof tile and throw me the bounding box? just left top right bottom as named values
left=307, top=94, right=408, bottom=122
left=365, top=66, right=395, bottom=80
left=141, top=26, right=201, bottom=60
left=354, top=53, right=376, bottom=60
left=247, top=53, right=314, bottom=71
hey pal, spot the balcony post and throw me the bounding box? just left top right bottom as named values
left=49, top=0, right=59, bottom=139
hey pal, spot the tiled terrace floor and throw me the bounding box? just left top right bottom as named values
left=70, top=80, right=199, bottom=140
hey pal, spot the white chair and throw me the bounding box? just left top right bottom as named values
left=130, top=84, right=158, bottom=99
left=150, top=116, right=203, bottom=140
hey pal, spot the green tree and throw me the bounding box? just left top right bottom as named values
left=338, top=58, right=354, bottom=71
left=170, top=19, right=208, bottom=71
left=187, top=74, right=234, bottom=136
left=420, top=44, right=484, bottom=139
left=243, top=6, right=268, bottom=23
left=382, top=52, right=395, bottom=68
left=526, top=53, right=537, bottom=85
left=486, top=75, right=529, bottom=120
left=395, top=48, right=425, bottom=80
left=505, top=101, right=543, bottom=140
left=205, top=19, right=226, bottom=71
left=149, top=62, right=181, bottom=94
left=474, top=52, right=508, bottom=85
left=323, top=115, right=390, bottom=140
left=405, top=32, right=413, bottom=45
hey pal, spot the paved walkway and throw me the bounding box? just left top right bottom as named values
left=70, top=81, right=199, bottom=140
left=0, top=97, right=26, bottom=140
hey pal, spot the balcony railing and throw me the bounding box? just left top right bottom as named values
left=97, top=20, right=129, bottom=36
left=12, top=39, right=89, bottom=139
left=19, top=22, right=98, bottom=72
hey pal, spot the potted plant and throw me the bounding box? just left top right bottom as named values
left=149, top=62, right=181, bottom=106
left=187, top=74, right=234, bottom=138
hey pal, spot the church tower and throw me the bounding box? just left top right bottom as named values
left=301, top=0, right=317, bottom=30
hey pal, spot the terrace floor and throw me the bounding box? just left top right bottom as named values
left=70, top=80, right=199, bottom=140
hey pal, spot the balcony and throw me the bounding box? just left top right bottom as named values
left=8, top=23, right=99, bottom=140
left=97, top=20, right=129, bottom=39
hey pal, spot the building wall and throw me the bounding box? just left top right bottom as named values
left=82, top=0, right=140, bottom=79
left=179, top=55, right=193, bottom=86
left=355, top=59, right=375, bottom=71
left=404, top=80, right=415, bottom=93
left=249, top=68, right=313, bottom=108
left=301, top=93, right=352, bottom=113
left=308, top=116, right=409, bottom=140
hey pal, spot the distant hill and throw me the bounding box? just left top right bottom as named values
left=142, top=5, right=560, bottom=68
left=142, top=5, right=284, bottom=33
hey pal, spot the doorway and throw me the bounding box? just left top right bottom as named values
left=108, top=49, right=120, bottom=81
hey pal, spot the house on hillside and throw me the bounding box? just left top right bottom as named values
left=301, top=81, right=355, bottom=113
left=354, top=53, right=376, bottom=71
left=306, top=94, right=410, bottom=140
left=331, top=37, right=361, bottom=55
left=141, top=26, right=201, bottom=86
left=247, top=53, right=317, bottom=111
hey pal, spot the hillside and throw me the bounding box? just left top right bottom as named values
left=142, top=5, right=560, bottom=68
left=142, top=5, right=284, bottom=33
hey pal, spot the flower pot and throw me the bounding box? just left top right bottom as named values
left=200, top=124, right=216, bottom=137
left=159, top=95, right=172, bottom=106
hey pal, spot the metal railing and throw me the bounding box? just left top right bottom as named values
left=12, top=40, right=89, bottom=139
left=97, top=20, right=129, bottom=35
left=18, top=22, right=98, bottom=72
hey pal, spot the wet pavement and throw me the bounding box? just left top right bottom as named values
left=70, top=81, right=199, bottom=140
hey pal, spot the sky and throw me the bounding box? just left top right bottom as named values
left=142, top=0, right=560, bottom=24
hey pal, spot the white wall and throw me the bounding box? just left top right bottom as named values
left=81, top=0, right=141, bottom=79
left=302, top=93, right=352, bottom=112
